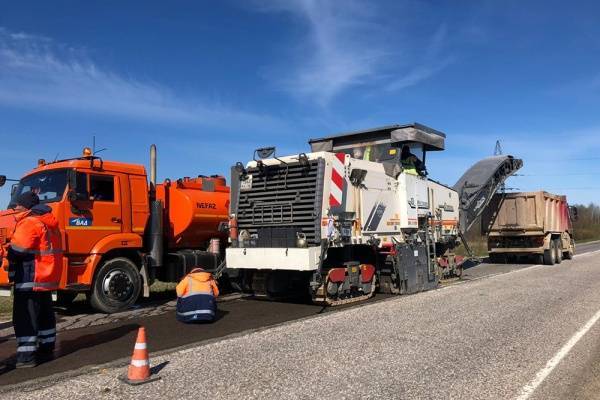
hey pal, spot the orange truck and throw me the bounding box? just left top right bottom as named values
left=0, top=146, right=230, bottom=313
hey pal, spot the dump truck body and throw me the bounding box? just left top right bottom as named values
left=482, top=191, right=575, bottom=263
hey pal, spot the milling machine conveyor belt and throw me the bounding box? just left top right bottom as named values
left=453, top=155, right=523, bottom=234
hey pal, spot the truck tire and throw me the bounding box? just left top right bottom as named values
left=90, top=257, right=142, bottom=314
left=543, top=240, right=555, bottom=265
left=564, top=241, right=574, bottom=260
left=564, top=249, right=574, bottom=260
left=554, top=239, right=562, bottom=264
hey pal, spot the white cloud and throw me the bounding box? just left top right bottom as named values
left=386, top=25, right=453, bottom=91
left=256, top=0, right=453, bottom=105
left=0, top=27, right=283, bottom=131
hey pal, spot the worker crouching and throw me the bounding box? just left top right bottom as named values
left=175, top=268, right=219, bottom=323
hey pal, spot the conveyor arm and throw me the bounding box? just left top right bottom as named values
left=453, top=155, right=523, bottom=234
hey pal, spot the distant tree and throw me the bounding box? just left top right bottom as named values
left=572, top=203, right=600, bottom=242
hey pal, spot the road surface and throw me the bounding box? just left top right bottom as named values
left=0, top=241, right=599, bottom=399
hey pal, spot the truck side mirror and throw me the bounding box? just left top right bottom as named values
left=67, top=169, right=77, bottom=191
left=569, top=206, right=578, bottom=221
left=67, top=169, right=89, bottom=206
left=0, top=175, right=5, bottom=187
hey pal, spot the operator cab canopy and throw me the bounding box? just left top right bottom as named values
left=308, top=123, right=445, bottom=175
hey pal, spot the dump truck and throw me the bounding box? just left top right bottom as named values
left=0, top=146, right=229, bottom=313
left=226, top=123, right=522, bottom=305
left=482, top=191, right=576, bottom=265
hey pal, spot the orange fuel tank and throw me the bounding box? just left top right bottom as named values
left=156, top=176, right=229, bottom=249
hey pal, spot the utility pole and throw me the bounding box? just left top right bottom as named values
left=494, top=140, right=505, bottom=193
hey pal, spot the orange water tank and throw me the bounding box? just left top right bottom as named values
left=156, top=176, right=229, bottom=249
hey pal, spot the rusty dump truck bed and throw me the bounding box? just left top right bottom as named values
left=482, top=191, right=572, bottom=236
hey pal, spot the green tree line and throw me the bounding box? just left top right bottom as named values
left=572, top=203, right=600, bottom=242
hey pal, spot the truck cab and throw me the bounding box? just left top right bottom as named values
left=0, top=151, right=150, bottom=312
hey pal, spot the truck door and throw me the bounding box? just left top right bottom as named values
left=65, top=172, right=123, bottom=255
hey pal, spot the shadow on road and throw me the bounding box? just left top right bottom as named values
left=0, top=323, right=139, bottom=376
left=55, top=324, right=140, bottom=358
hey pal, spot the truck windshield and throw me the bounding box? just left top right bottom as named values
left=8, top=169, right=68, bottom=208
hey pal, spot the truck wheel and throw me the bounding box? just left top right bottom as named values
left=90, top=257, right=141, bottom=314
left=564, top=249, right=574, bottom=260
left=563, top=241, right=574, bottom=260
left=543, top=241, right=555, bottom=265
left=554, top=239, right=562, bottom=264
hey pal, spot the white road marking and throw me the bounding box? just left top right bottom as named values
left=516, top=307, right=600, bottom=400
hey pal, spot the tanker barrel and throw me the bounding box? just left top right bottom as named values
left=148, top=200, right=164, bottom=268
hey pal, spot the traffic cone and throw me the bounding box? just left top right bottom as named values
left=121, top=327, right=160, bottom=385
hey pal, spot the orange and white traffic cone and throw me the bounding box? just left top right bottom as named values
left=121, top=327, right=160, bottom=385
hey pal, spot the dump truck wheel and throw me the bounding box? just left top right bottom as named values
left=90, top=257, right=142, bottom=314
left=564, top=249, right=574, bottom=260
left=543, top=241, right=555, bottom=265
left=554, top=239, right=563, bottom=264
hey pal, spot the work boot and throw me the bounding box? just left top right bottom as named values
left=15, top=358, right=37, bottom=369
left=37, top=346, right=55, bottom=363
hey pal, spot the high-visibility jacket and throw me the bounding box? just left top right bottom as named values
left=401, top=155, right=419, bottom=175
left=175, top=269, right=219, bottom=323
left=7, top=204, right=63, bottom=291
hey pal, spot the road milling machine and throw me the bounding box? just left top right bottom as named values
left=226, top=123, right=522, bottom=305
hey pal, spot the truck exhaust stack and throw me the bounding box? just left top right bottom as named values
left=148, top=144, right=164, bottom=269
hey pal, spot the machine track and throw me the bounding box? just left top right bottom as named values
left=313, top=275, right=378, bottom=306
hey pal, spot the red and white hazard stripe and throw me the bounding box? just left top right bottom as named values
left=329, top=153, right=346, bottom=207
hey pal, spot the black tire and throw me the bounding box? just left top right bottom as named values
left=543, top=240, right=555, bottom=265
left=554, top=239, right=562, bottom=264
left=563, top=240, right=574, bottom=260
left=488, top=253, right=504, bottom=264
left=90, top=257, right=141, bottom=314
left=563, top=249, right=574, bottom=260
left=54, top=291, right=78, bottom=307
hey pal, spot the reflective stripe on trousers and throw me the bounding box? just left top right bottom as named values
left=177, top=309, right=215, bottom=317
left=38, top=328, right=56, bottom=344
left=16, top=335, right=37, bottom=354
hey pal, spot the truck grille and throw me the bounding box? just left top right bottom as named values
left=234, top=159, right=325, bottom=247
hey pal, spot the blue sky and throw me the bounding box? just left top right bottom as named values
left=0, top=0, right=599, bottom=207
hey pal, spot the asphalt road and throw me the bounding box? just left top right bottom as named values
left=0, top=241, right=599, bottom=398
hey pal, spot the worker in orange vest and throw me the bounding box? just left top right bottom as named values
left=175, top=268, right=219, bottom=323
left=7, top=191, right=63, bottom=368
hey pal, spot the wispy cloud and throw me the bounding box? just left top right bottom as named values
left=0, top=27, right=283, bottom=131
left=386, top=25, right=453, bottom=91
left=256, top=0, right=454, bottom=105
